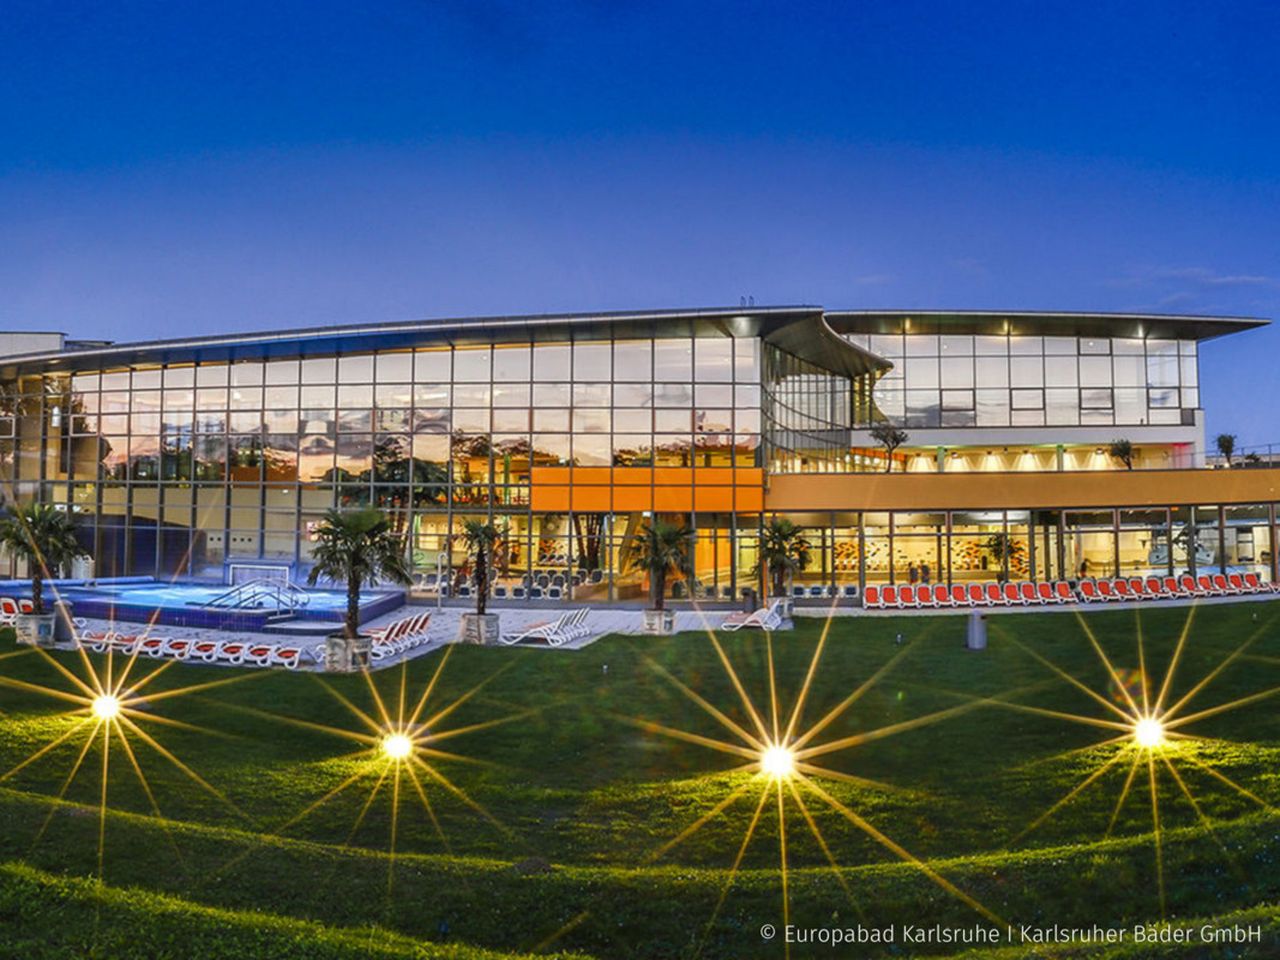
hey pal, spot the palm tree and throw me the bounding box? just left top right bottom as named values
left=459, top=519, right=500, bottom=616
left=0, top=503, right=89, bottom=615
left=1109, top=438, right=1134, bottom=470
left=870, top=422, right=909, bottom=473
left=307, top=507, right=412, bottom=640
left=630, top=518, right=692, bottom=611
left=758, top=517, right=811, bottom=599
left=1216, top=433, right=1237, bottom=467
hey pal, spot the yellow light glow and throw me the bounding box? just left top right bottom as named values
left=760, top=744, right=795, bottom=779
left=92, top=695, right=120, bottom=721
left=1133, top=716, right=1166, bottom=749
left=381, top=732, right=414, bottom=760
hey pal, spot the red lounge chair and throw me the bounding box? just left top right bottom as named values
left=1165, top=575, right=1184, bottom=596
left=915, top=585, right=936, bottom=608
left=1097, top=580, right=1118, bottom=601
left=1145, top=576, right=1164, bottom=598
left=1211, top=574, right=1230, bottom=594
left=193, top=640, right=223, bottom=662
left=270, top=645, right=314, bottom=670
left=162, top=638, right=192, bottom=659
left=967, top=583, right=987, bottom=606
left=1001, top=582, right=1020, bottom=604
left=1196, top=574, right=1214, bottom=595
left=1113, top=580, right=1131, bottom=601
left=137, top=637, right=167, bottom=657
left=863, top=585, right=881, bottom=608
left=0, top=597, right=19, bottom=624
left=1177, top=574, right=1198, bottom=595
left=242, top=644, right=275, bottom=667
left=897, top=585, right=918, bottom=608
left=1127, top=578, right=1146, bottom=599
left=1036, top=582, right=1055, bottom=603
left=1019, top=582, right=1037, bottom=604
left=951, top=584, right=969, bottom=606
left=1054, top=581, right=1074, bottom=602
left=1079, top=580, right=1100, bottom=602
left=1227, top=573, right=1246, bottom=593
left=1243, top=573, right=1262, bottom=592
left=217, top=642, right=249, bottom=664
left=933, top=584, right=952, bottom=607
left=881, top=585, right=898, bottom=608
left=985, top=583, right=1005, bottom=605
left=18, top=599, right=34, bottom=614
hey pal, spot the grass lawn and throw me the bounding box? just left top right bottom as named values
left=0, top=601, right=1277, bottom=958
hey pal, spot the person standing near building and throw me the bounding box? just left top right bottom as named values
left=908, top=562, right=919, bottom=584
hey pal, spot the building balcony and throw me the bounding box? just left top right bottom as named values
left=764, top=466, right=1280, bottom=512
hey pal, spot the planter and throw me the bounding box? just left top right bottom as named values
left=14, top=612, right=56, bottom=648
left=642, top=608, right=676, bottom=635
left=323, top=633, right=372, bottom=672
left=457, top=613, right=500, bottom=645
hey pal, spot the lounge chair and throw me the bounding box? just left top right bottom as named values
left=1145, top=576, right=1165, bottom=598
left=932, top=584, right=952, bottom=607
left=502, top=610, right=577, bottom=645
left=967, top=583, right=987, bottom=606
left=1054, top=581, right=1074, bottom=602
left=985, top=583, right=1005, bottom=606
left=720, top=598, right=788, bottom=632
left=269, top=644, right=319, bottom=670
left=862, top=585, right=881, bottom=608
left=1078, top=580, right=1100, bottom=602
left=0, top=597, right=19, bottom=625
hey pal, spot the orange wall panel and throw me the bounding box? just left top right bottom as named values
left=571, top=487, right=612, bottom=512
left=613, top=486, right=652, bottom=512
left=532, top=486, right=571, bottom=512
left=653, top=486, right=693, bottom=512
left=694, top=486, right=734, bottom=512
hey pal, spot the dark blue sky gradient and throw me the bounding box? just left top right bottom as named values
left=2, top=1, right=1277, bottom=442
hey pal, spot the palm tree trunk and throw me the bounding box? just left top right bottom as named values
left=652, top=569, right=665, bottom=611
left=475, top=547, right=487, bottom=616
left=346, top=576, right=360, bottom=640
left=30, top=570, right=42, bottom=616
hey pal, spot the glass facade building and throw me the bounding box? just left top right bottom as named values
left=0, top=306, right=1274, bottom=600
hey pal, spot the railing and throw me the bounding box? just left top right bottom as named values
left=203, top=578, right=311, bottom=613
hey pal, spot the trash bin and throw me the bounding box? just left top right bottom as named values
left=966, top=610, right=988, bottom=651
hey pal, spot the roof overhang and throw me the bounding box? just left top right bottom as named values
left=825, top=310, right=1269, bottom=341
left=0, top=306, right=820, bottom=377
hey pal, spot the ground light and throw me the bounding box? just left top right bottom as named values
left=381, top=732, right=414, bottom=760
left=993, top=604, right=1280, bottom=918
left=611, top=624, right=1003, bottom=960
left=760, top=744, right=795, bottom=778
left=0, top=627, right=258, bottom=882
left=1133, top=715, right=1166, bottom=749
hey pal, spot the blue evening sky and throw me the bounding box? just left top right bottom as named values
left=1, top=2, right=1277, bottom=444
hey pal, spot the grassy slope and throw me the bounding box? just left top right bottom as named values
left=0, top=602, right=1277, bottom=957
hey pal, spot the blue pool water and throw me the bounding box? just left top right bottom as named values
left=5, top=578, right=405, bottom=632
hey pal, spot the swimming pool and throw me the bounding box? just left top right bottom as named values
left=7, top=579, right=405, bottom=632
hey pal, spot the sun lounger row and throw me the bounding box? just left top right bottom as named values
left=366, top=612, right=432, bottom=661
left=0, top=597, right=37, bottom=623
left=80, top=630, right=320, bottom=670
left=864, top=581, right=1074, bottom=609
left=721, top=598, right=789, bottom=631
left=501, top=608, right=590, bottom=646
left=1078, top=572, right=1276, bottom=602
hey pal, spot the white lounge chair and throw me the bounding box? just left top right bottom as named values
left=720, top=598, right=788, bottom=632
left=502, top=609, right=583, bottom=646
